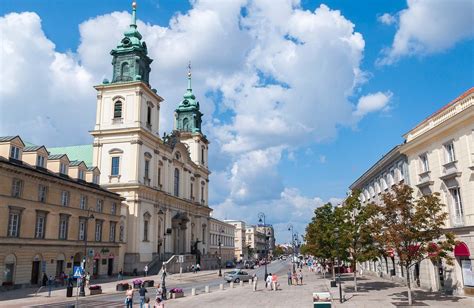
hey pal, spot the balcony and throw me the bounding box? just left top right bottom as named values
left=416, top=171, right=433, bottom=188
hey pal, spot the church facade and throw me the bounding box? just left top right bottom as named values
left=50, top=4, right=212, bottom=273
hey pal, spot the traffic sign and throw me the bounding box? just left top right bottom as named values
left=178, top=255, right=184, bottom=263
left=73, top=266, right=84, bottom=278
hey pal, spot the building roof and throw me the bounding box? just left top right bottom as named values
left=48, top=144, right=93, bottom=166
left=48, top=154, right=66, bottom=160
left=23, top=145, right=46, bottom=152
left=69, top=160, right=86, bottom=167
left=0, top=136, right=17, bottom=142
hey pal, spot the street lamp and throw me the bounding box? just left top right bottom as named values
left=158, top=209, right=167, bottom=300
left=335, top=227, right=343, bottom=303
left=79, top=208, right=94, bottom=297
left=258, top=212, right=268, bottom=281
left=218, top=228, right=224, bottom=277
left=287, top=224, right=295, bottom=272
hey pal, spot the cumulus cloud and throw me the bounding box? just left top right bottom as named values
left=378, top=13, right=396, bottom=25
left=378, top=0, right=474, bottom=65
left=353, top=91, right=392, bottom=118
left=0, top=1, right=392, bottom=241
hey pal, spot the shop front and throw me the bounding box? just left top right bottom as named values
left=455, top=242, right=474, bottom=295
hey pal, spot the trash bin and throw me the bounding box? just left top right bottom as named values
left=66, top=286, right=73, bottom=297
left=330, top=280, right=337, bottom=287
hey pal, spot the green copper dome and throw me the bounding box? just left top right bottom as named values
left=109, top=2, right=152, bottom=86
left=175, top=63, right=203, bottom=133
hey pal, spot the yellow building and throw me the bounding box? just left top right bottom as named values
left=208, top=218, right=235, bottom=266
left=0, top=136, right=124, bottom=288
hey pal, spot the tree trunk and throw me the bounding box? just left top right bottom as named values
left=353, top=264, right=358, bottom=292
left=406, top=265, right=412, bottom=305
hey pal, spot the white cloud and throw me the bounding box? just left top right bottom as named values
left=353, top=91, right=392, bottom=118
left=378, top=0, right=474, bottom=65
left=378, top=13, right=396, bottom=25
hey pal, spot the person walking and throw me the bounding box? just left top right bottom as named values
left=125, top=285, right=134, bottom=308
left=196, top=263, right=201, bottom=271
left=139, top=284, right=148, bottom=308
left=252, top=274, right=258, bottom=292
left=143, top=297, right=151, bottom=308
left=48, top=275, right=53, bottom=297
left=118, top=269, right=123, bottom=281
left=298, top=270, right=303, bottom=285
left=266, top=273, right=273, bottom=290
left=154, top=297, right=165, bottom=308
left=155, top=283, right=163, bottom=301
left=287, top=269, right=292, bottom=285
left=85, top=272, right=91, bottom=288
left=144, top=265, right=148, bottom=277
left=292, top=271, right=297, bottom=285
left=271, top=273, right=278, bottom=291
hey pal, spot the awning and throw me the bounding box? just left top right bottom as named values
left=454, top=242, right=470, bottom=257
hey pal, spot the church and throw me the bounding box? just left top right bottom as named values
left=48, top=3, right=213, bottom=273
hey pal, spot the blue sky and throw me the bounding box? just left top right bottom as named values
left=1, top=0, right=473, bottom=242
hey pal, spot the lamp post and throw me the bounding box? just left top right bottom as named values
left=335, top=227, right=343, bottom=303
left=258, top=212, right=268, bottom=281
left=218, top=227, right=224, bottom=277
left=79, top=208, right=94, bottom=297
left=287, top=224, right=295, bottom=272
left=158, top=209, right=167, bottom=300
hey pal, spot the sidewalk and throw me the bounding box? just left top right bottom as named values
left=0, top=270, right=219, bottom=307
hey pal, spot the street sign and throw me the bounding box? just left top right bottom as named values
left=178, top=255, right=184, bottom=263
left=73, top=266, right=83, bottom=278
left=88, top=248, right=94, bottom=257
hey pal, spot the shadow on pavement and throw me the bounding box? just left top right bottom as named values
left=391, top=301, right=429, bottom=307
left=344, top=281, right=400, bottom=293
left=389, top=290, right=465, bottom=304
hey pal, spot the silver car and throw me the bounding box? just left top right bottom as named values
left=224, top=270, right=252, bottom=283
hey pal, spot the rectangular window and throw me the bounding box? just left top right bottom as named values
left=119, top=224, right=124, bottom=242
left=109, top=223, right=116, bottom=242
left=144, top=160, right=150, bottom=179
left=58, top=215, right=69, bottom=240
left=35, top=213, right=46, bottom=239
left=78, top=219, right=86, bottom=241
left=8, top=212, right=20, bottom=237
left=61, top=191, right=69, bottom=206
left=36, top=155, right=45, bottom=167
left=201, top=186, right=205, bottom=204
left=450, top=188, right=464, bottom=225
left=10, top=146, right=20, bottom=160
left=80, top=195, right=87, bottom=210
left=445, top=142, right=456, bottom=163
left=96, top=199, right=103, bottom=213
left=78, top=170, right=85, bottom=180
left=143, top=220, right=149, bottom=241
left=60, top=163, right=67, bottom=175
left=420, top=154, right=429, bottom=172
left=93, top=174, right=100, bottom=184
left=111, top=157, right=120, bottom=176
left=95, top=221, right=103, bottom=242
left=190, top=183, right=194, bottom=199
left=38, top=184, right=47, bottom=203
left=158, top=167, right=161, bottom=186
left=11, top=179, right=23, bottom=198
left=201, top=147, right=205, bottom=164
left=111, top=202, right=117, bottom=215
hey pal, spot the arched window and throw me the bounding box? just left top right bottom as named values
left=174, top=168, right=180, bottom=197
left=121, top=62, right=129, bottom=78
left=143, top=212, right=151, bottom=242
left=114, top=101, right=122, bottom=118
left=183, top=118, right=189, bottom=131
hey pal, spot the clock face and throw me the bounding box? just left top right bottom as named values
left=184, top=100, right=189, bottom=105
left=122, top=38, right=131, bottom=46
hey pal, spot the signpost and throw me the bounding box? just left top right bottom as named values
left=178, top=255, right=184, bottom=279
left=73, top=266, right=84, bottom=307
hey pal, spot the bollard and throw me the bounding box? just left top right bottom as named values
left=205, top=285, right=210, bottom=293
left=230, top=282, right=234, bottom=288
left=239, top=281, right=243, bottom=287
left=192, top=288, right=196, bottom=296
left=219, top=283, right=224, bottom=290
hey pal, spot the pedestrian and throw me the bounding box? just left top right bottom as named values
left=85, top=272, right=91, bottom=288
left=48, top=275, right=53, bottom=297
left=196, top=263, right=201, bottom=271
left=292, top=271, right=297, bottom=285
left=287, top=269, right=292, bottom=285
left=252, top=274, right=258, bottom=292
left=143, top=296, right=151, bottom=308
left=125, top=285, right=134, bottom=308
left=265, top=273, right=272, bottom=290
left=42, top=273, right=48, bottom=286
left=144, top=265, right=148, bottom=277
left=191, top=264, right=195, bottom=273
left=271, top=273, right=278, bottom=291
left=139, top=284, right=148, bottom=308
left=154, top=297, right=165, bottom=308
left=119, top=268, right=123, bottom=281
left=298, top=270, right=303, bottom=285
left=155, top=283, right=163, bottom=301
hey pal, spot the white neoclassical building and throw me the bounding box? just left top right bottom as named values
left=48, top=4, right=213, bottom=274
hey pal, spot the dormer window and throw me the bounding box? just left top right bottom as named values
left=10, top=146, right=20, bottom=160
left=93, top=174, right=100, bottom=184
left=78, top=170, right=85, bottom=180
left=60, top=163, right=68, bottom=175
left=36, top=155, right=45, bottom=168
left=114, top=101, right=123, bottom=119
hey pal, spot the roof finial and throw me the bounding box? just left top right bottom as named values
left=187, top=61, right=192, bottom=90
left=131, top=1, right=137, bottom=27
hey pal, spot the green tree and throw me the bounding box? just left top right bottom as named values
left=374, top=184, right=456, bottom=305
left=273, top=245, right=285, bottom=257
left=340, top=191, right=378, bottom=292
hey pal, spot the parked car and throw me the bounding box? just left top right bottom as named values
left=224, top=270, right=252, bottom=283
left=225, top=261, right=235, bottom=268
